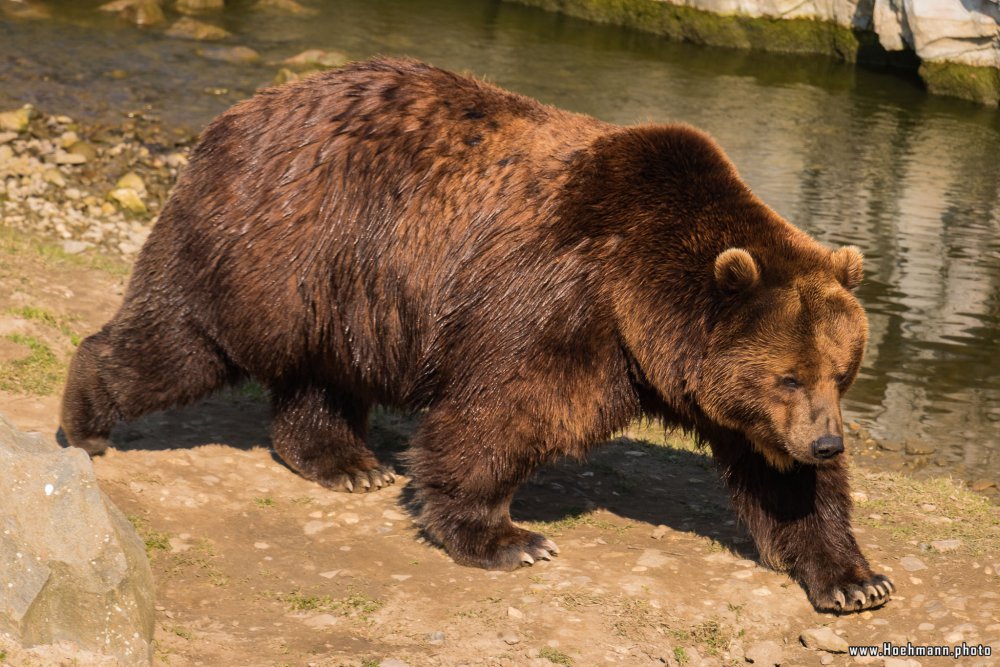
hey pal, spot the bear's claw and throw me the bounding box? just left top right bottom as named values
left=323, top=465, right=397, bottom=494
left=816, top=573, right=894, bottom=613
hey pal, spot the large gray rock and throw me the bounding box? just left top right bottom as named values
left=0, top=413, right=154, bottom=666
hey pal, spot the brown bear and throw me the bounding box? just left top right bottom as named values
left=61, top=57, right=892, bottom=612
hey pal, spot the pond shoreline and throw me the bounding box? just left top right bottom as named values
left=504, top=0, right=1000, bottom=106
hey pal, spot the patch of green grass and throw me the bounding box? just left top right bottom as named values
left=172, top=626, right=192, bottom=640
left=671, top=618, right=732, bottom=656
left=539, top=646, right=573, bottom=665
left=253, top=496, right=276, bottom=508
left=273, top=589, right=384, bottom=622
left=856, top=471, right=1000, bottom=555
left=360, top=660, right=379, bottom=667
left=0, top=226, right=131, bottom=277
left=0, top=648, right=7, bottom=662
left=673, top=647, right=689, bottom=664
left=6, top=305, right=81, bottom=346
left=0, top=333, right=64, bottom=395
left=528, top=509, right=631, bottom=536
left=127, top=515, right=171, bottom=555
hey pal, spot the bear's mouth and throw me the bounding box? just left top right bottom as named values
left=751, top=438, right=839, bottom=471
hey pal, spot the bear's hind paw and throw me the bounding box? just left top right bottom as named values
left=813, top=574, right=894, bottom=613
left=320, top=465, right=397, bottom=493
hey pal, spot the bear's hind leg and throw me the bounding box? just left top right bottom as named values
left=269, top=384, right=395, bottom=493
left=61, top=318, right=239, bottom=454
left=709, top=434, right=893, bottom=613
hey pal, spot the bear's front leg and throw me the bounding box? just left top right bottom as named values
left=709, top=435, right=893, bottom=613
left=408, top=406, right=559, bottom=570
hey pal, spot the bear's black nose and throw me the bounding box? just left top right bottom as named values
left=811, top=435, right=844, bottom=459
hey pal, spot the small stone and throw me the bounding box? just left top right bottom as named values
left=59, top=131, right=79, bottom=148
left=253, top=541, right=269, bottom=549
left=282, top=49, right=349, bottom=68
left=651, top=524, right=668, bottom=540
left=971, top=479, right=997, bottom=492
left=877, top=440, right=902, bottom=452
left=800, top=627, right=849, bottom=653
left=426, top=631, right=445, bottom=644
left=54, top=152, right=87, bottom=165
left=62, top=240, right=93, bottom=255
left=273, top=68, right=303, bottom=85
left=745, top=640, right=782, bottom=666
left=254, top=0, right=318, bottom=15
left=920, top=503, right=937, bottom=511
left=848, top=422, right=861, bottom=431
left=500, top=631, right=520, bottom=645
left=99, top=0, right=165, bottom=26
left=108, top=187, right=147, bottom=214
left=904, top=440, right=935, bottom=455
left=883, top=659, right=921, bottom=667
left=820, top=655, right=833, bottom=665
left=379, top=660, right=409, bottom=667
left=68, top=141, right=97, bottom=161
left=382, top=509, right=407, bottom=521
left=302, top=613, right=338, bottom=628
left=42, top=169, right=66, bottom=187
left=166, top=152, right=189, bottom=168
left=930, top=539, right=961, bottom=553
left=339, top=512, right=359, bottom=524
left=900, top=555, right=927, bottom=572
left=0, top=131, right=18, bottom=144
left=166, top=17, right=232, bottom=41
left=116, top=172, right=147, bottom=195
left=507, top=606, right=523, bottom=619
left=302, top=520, right=333, bottom=536
left=318, top=570, right=340, bottom=578
left=176, top=0, right=224, bottom=14
left=944, top=631, right=963, bottom=642
left=197, top=46, right=262, bottom=64
left=0, top=106, right=31, bottom=132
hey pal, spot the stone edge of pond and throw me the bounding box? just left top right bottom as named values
left=503, top=0, right=1000, bottom=107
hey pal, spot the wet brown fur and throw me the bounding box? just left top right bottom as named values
left=61, top=58, right=891, bottom=612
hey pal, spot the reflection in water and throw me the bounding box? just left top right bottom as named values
left=1, top=0, right=998, bottom=478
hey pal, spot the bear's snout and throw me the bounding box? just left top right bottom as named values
left=811, top=434, right=844, bottom=460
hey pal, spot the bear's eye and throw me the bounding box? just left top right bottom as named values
left=780, top=375, right=801, bottom=389
left=835, top=372, right=850, bottom=387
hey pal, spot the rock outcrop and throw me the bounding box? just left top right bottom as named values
left=0, top=413, right=154, bottom=666
left=508, top=0, right=1000, bottom=104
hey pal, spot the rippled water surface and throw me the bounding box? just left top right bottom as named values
left=2, top=0, right=998, bottom=480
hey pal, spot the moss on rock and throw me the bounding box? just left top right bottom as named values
left=508, top=0, right=862, bottom=60
left=919, top=60, right=1000, bottom=106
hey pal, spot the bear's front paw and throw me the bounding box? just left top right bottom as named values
left=447, top=526, right=559, bottom=571
left=811, top=573, right=894, bottom=613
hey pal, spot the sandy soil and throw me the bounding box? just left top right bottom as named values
left=1, top=230, right=999, bottom=667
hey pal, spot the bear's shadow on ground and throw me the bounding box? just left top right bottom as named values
left=89, top=390, right=757, bottom=561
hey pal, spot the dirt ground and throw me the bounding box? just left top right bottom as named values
left=1, top=228, right=999, bottom=667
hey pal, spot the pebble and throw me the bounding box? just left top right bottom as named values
left=971, top=479, right=996, bottom=491
left=904, top=440, right=936, bottom=455
left=54, top=152, right=87, bottom=165
left=197, top=46, right=262, bottom=64
left=650, top=524, right=668, bottom=540
left=0, top=131, right=17, bottom=144
left=800, top=626, right=849, bottom=653
left=108, top=187, right=147, bottom=214
left=116, top=172, right=147, bottom=195
left=282, top=49, right=349, bottom=68
left=302, top=613, right=338, bottom=628
left=500, top=631, right=520, bottom=645
left=900, top=555, right=927, bottom=572
left=745, top=640, right=782, bottom=666
left=425, top=631, right=445, bottom=645
left=339, top=512, right=359, bottom=524
left=0, top=107, right=30, bottom=132
left=382, top=509, right=407, bottom=521
left=820, top=655, right=834, bottom=665
left=378, top=660, right=410, bottom=667
left=883, top=659, right=921, bottom=667
left=165, top=17, right=232, bottom=40
left=507, top=606, right=524, bottom=619
left=61, top=240, right=93, bottom=254
left=930, top=539, right=961, bottom=553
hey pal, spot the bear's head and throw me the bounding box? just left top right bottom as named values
left=697, top=245, right=867, bottom=470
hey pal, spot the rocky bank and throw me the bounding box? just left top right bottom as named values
left=507, top=0, right=1000, bottom=105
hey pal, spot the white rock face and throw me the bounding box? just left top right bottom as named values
left=875, top=0, right=1000, bottom=66
left=671, top=0, right=1000, bottom=68
left=0, top=413, right=154, bottom=666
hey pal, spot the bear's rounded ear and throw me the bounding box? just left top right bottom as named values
left=831, top=246, right=864, bottom=290
left=714, top=248, right=759, bottom=293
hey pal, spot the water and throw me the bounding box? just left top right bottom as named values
left=2, top=0, right=998, bottom=481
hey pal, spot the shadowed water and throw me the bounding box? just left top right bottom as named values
left=2, top=0, right=998, bottom=481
